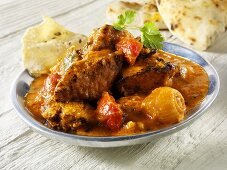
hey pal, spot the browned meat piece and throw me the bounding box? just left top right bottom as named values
left=51, top=25, right=135, bottom=102
left=41, top=100, right=96, bottom=131
left=82, top=24, right=133, bottom=54
left=54, top=49, right=122, bottom=102
left=115, top=54, right=180, bottom=96
left=117, top=95, right=147, bottom=122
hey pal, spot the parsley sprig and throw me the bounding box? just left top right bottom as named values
left=113, top=10, right=164, bottom=49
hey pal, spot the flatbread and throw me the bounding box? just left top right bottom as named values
left=157, top=0, right=227, bottom=50
left=106, top=0, right=167, bottom=29
left=22, top=16, right=87, bottom=77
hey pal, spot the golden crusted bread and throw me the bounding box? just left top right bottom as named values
left=22, top=17, right=87, bottom=77
left=157, top=0, right=227, bottom=50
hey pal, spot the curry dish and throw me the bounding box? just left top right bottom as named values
left=25, top=25, right=209, bottom=136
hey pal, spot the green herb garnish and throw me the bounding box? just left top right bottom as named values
left=113, top=10, right=164, bottom=49
left=113, top=11, right=136, bottom=31
left=140, top=22, right=164, bottom=49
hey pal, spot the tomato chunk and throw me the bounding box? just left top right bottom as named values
left=96, top=92, right=123, bottom=131
left=116, top=38, right=143, bottom=65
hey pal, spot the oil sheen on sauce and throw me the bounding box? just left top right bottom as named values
left=25, top=51, right=209, bottom=136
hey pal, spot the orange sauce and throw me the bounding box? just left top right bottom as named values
left=155, top=50, right=209, bottom=111
left=25, top=51, right=209, bottom=136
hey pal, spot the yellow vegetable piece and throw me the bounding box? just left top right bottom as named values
left=142, top=87, right=186, bottom=124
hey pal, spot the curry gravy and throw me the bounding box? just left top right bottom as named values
left=155, top=50, right=209, bottom=111
left=25, top=51, right=209, bottom=136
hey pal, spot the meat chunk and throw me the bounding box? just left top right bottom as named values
left=52, top=25, right=136, bottom=102
left=115, top=54, right=180, bottom=96
left=54, top=49, right=122, bottom=102
left=83, top=25, right=142, bottom=65
left=117, top=95, right=146, bottom=122
left=82, top=24, right=133, bottom=53
left=41, top=101, right=95, bottom=131
left=40, top=46, right=84, bottom=100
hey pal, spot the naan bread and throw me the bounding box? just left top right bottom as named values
left=157, top=0, right=227, bottom=50
left=22, top=17, right=87, bottom=77
left=106, top=0, right=167, bottom=29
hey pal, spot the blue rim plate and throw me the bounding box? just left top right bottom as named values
left=11, top=42, right=220, bottom=147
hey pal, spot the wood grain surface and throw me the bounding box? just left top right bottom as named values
left=0, top=0, right=226, bottom=169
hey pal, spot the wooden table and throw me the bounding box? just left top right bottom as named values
left=1, top=0, right=227, bottom=169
